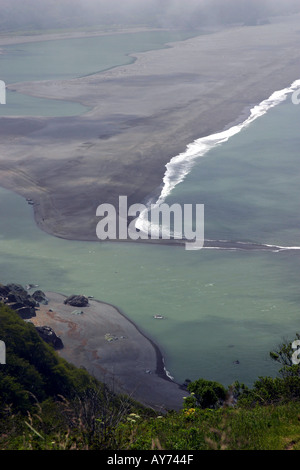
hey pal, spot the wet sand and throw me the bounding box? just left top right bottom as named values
left=30, top=292, right=186, bottom=412
left=0, top=15, right=299, bottom=241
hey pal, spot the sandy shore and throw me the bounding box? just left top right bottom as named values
left=30, top=292, right=186, bottom=412
left=0, top=15, right=299, bottom=241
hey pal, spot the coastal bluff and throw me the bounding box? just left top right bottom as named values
left=0, top=283, right=186, bottom=411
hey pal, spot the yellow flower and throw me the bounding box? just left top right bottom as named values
left=185, top=408, right=196, bottom=416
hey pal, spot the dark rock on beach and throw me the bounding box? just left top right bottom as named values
left=35, top=326, right=64, bottom=350
left=180, top=379, right=192, bottom=390
left=64, top=295, right=89, bottom=307
left=0, top=282, right=38, bottom=319
left=17, top=306, right=37, bottom=319
left=32, top=290, right=48, bottom=305
left=6, top=283, right=29, bottom=298
left=7, top=292, right=37, bottom=308
left=0, top=284, right=10, bottom=296
left=1, top=282, right=63, bottom=350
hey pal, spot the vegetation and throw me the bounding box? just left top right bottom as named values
left=116, top=403, right=300, bottom=450
left=0, top=303, right=152, bottom=449
left=1, top=303, right=300, bottom=450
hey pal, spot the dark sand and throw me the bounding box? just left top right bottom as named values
left=0, top=15, right=299, bottom=241
left=30, top=292, right=186, bottom=412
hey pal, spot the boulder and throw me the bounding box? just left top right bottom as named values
left=35, top=326, right=64, bottom=350
left=64, top=295, right=89, bottom=308
left=8, top=302, right=27, bottom=311
left=16, top=306, right=36, bottom=319
left=180, top=379, right=192, bottom=390
left=0, top=284, right=9, bottom=297
left=0, top=282, right=39, bottom=319
left=32, top=290, right=48, bottom=305
left=6, top=293, right=19, bottom=303
left=6, top=283, right=28, bottom=297
left=6, top=292, right=37, bottom=308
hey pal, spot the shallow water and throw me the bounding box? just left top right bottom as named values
left=0, top=31, right=196, bottom=117
left=0, top=32, right=299, bottom=387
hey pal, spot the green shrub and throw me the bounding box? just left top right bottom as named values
left=186, top=378, right=227, bottom=409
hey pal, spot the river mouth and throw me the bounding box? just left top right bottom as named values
left=0, top=30, right=198, bottom=117
left=0, top=28, right=300, bottom=388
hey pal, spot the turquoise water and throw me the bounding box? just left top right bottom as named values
left=0, top=31, right=196, bottom=117
left=0, top=32, right=299, bottom=387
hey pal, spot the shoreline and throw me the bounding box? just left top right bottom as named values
left=0, top=15, right=300, bottom=241
left=0, top=26, right=169, bottom=47
left=93, top=298, right=174, bottom=383
left=30, top=292, right=186, bottom=411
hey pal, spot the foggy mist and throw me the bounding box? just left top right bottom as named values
left=0, top=0, right=299, bottom=32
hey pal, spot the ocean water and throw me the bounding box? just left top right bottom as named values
left=163, top=83, right=300, bottom=247
left=0, top=30, right=196, bottom=117
left=0, top=32, right=300, bottom=387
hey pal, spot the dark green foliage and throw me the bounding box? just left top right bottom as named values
left=0, top=303, right=148, bottom=450
left=238, top=334, right=300, bottom=407
left=187, top=378, right=227, bottom=409
left=238, top=376, right=300, bottom=407
left=3, top=302, right=300, bottom=450
left=269, top=333, right=300, bottom=378
left=0, top=303, right=98, bottom=412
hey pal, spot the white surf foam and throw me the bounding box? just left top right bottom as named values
left=157, top=79, right=300, bottom=205
left=136, top=79, right=300, bottom=235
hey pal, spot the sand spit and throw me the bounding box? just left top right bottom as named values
left=0, top=15, right=299, bottom=241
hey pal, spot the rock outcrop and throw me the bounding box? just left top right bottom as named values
left=32, top=290, right=48, bottom=305
left=64, top=295, right=89, bottom=307
left=0, top=283, right=37, bottom=319
left=35, top=326, right=64, bottom=350
left=1, top=282, right=64, bottom=350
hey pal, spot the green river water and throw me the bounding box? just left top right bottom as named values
left=0, top=31, right=299, bottom=387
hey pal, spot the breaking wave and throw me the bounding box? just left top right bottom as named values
left=135, top=79, right=300, bottom=236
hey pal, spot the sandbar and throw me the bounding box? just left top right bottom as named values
left=0, top=14, right=299, bottom=241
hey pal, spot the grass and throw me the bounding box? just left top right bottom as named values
left=116, top=403, right=300, bottom=450
left=2, top=301, right=300, bottom=450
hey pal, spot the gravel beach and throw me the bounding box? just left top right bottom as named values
left=30, top=292, right=186, bottom=411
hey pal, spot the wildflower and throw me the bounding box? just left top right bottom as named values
left=184, top=408, right=196, bottom=417
left=127, top=418, right=136, bottom=423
